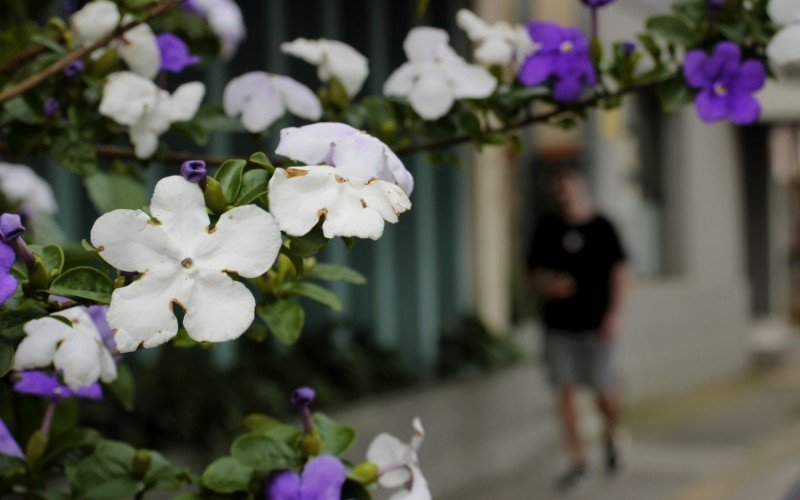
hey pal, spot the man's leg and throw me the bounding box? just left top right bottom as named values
left=558, top=386, right=586, bottom=467
left=596, top=391, right=621, bottom=442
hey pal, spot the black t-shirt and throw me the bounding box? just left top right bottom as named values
left=527, top=214, right=626, bottom=333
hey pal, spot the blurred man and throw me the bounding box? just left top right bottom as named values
left=527, top=167, right=630, bottom=492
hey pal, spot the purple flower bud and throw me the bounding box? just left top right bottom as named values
left=64, top=59, right=85, bottom=78
left=157, top=33, right=201, bottom=74
left=291, top=387, right=316, bottom=408
left=0, top=213, right=25, bottom=242
left=622, top=40, right=636, bottom=57
left=709, top=0, right=726, bottom=8
left=181, top=160, right=207, bottom=184
left=580, top=0, right=615, bottom=7
left=43, top=98, right=59, bottom=118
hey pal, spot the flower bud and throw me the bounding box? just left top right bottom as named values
left=180, top=160, right=207, bottom=184
left=64, top=59, right=85, bottom=78
left=291, top=387, right=316, bottom=408
left=0, top=213, right=25, bottom=242
left=353, top=462, right=380, bottom=484
left=622, top=40, right=636, bottom=57
left=709, top=0, right=726, bottom=8
left=300, top=429, right=321, bottom=458
left=43, top=98, right=60, bottom=119
left=132, top=449, right=152, bottom=479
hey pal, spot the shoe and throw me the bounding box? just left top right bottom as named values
left=557, top=464, right=588, bottom=493
left=605, top=438, right=619, bottom=475
left=605, top=428, right=631, bottom=476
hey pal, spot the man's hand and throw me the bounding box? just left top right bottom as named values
left=600, top=312, right=621, bottom=341
left=542, top=274, right=576, bottom=299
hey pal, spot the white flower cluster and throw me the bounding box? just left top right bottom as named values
left=87, top=123, right=411, bottom=352
left=768, top=0, right=800, bottom=68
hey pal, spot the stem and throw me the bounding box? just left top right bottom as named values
left=301, top=407, right=313, bottom=435
left=0, top=0, right=183, bottom=105
left=39, top=399, right=57, bottom=436
left=13, top=237, right=36, bottom=270
left=591, top=8, right=599, bottom=39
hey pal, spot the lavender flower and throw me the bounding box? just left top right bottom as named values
left=0, top=419, right=23, bottom=459
left=13, top=371, right=103, bottom=400
left=267, top=456, right=347, bottom=500
left=291, top=386, right=316, bottom=408
left=156, top=33, right=201, bottom=73
left=180, top=160, right=207, bottom=184
left=709, top=0, right=726, bottom=8
left=519, top=22, right=597, bottom=103
left=683, top=41, right=766, bottom=125
left=87, top=305, right=116, bottom=352
left=64, top=60, right=85, bottom=78
left=43, top=98, right=60, bottom=118
left=0, top=213, right=25, bottom=242
left=622, top=40, right=636, bottom=57
left=0, top=240, right=17, bottom=304
left=580, top=0, right=616, bottom=6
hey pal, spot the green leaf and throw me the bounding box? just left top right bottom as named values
left=258, top=300, right=305, bottom=345
left=85, top=172, right=147, bottom=214
left=249, top=151, right=274, bottom=172
left=307, top=263, right=367, bottom=285
left=235, top=169, right=269, bottom=205
left=201, top=457, right=253, bottom=494
left=659, top=77, right=695, bottom=113
left=5, top=97, right=43, bottom=125
left=77, top=477, right=144, bottom=500
left=280, top=282, right=342, bottom=312
left=0, top=339, right=13, bottom=377
left=106, top=365, right=135, bottom=411
left=289, top=224, right=330, bottom=257
left=49, top=267, right=113, bottom=304
left=51, top=136, right=98, bottom=176
left=215, top=159, right=246, bottom=203
left=0, top=306, right=47, bottom=328
left=230, top=435, right=296, bottom=472
left=312, top=413, right=356, bottom=456
left=30, top=244, right=64, bottom=277
left=645, top=15, right=698, bottom=46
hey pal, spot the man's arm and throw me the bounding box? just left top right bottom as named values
left=601, top=262, right=630, bottom=340
left=531, top=269, right=576, bottom=299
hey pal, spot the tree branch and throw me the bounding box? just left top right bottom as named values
left=0, top=0, right=183, bottom=105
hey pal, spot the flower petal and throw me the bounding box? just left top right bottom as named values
left=273, top=75, right=323, bottom=121
left=552, top=75, right=585, bottom=103
left=445, top=62, right=497, bottom=98
left=241, top=83, right=284, bottom=133
left=117, top=17, right=161, bottom=79
left=194, top=205, right=281, bottom=278
left=268, top=167, right=342, bottom=236
left=767, top=25, right=800, bottom=67
left=0, top=162, right=58, bottom=216
left=0, top=419, right=23, bottom=459
left=149, top=176, right=210, bottom=251
left=223, top=72, right=267, bottom=120
left=53, top=332, right=104, bottom=390
left=389, top=466, right=431, bottom=500
left=99, top=72, right=158, bottom=127
left=359, top=180, right=412, bottom=225
left=409, top=69, right=454, bottom=120
left=13, top=326, right=63, bottom=372
left=768, top=0, right=800, bottom=24
left=168, top=82, right=205, bottom=122
left=322, top=182, right=387, bottom=240
left=300, top=456, right=347, bottom=500
left=108, top=268, right=190, bottom=352
left=731, top=60, right=766, bottom=92
left=695, top=89, right=728, bottom=123
left=91, top=209, right=179, bottom=272
left=267, top=471, right=302, bottom=500
left=182, top=271, right=255, bottom=343
left=456, top=9, right=490, bottom=41
left=70, top=0, right=120, bottom=46
left=404, top=27, right=450, bottom=61
left=727, top=92, right=761, bottom=125
left=367, top=434, right=410, bottom=488
left=384, top=63, right=418, bottom=96
left=683, top=50, right=711, bottom=89
left=519, top=54, right=554, bottom=86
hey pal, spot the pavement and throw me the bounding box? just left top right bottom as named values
left=444, top=355, right=800, bottom=500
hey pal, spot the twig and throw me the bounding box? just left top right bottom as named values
left=0, top=0, right=183, bottom=105
left=0, top=44, right=50, bottom=75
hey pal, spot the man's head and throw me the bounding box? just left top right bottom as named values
left=551, top=167, right=591, bottom=212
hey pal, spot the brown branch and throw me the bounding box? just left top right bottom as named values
left=0, top=0, right=183, bottom=105
left=0, top=44, right=50, bottom=75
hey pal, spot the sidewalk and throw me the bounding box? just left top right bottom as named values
left=443, top=361, right=800, bottom=500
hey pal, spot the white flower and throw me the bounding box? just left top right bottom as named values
left=384, top=27, right=497, bottom=121
left=186, top=0, right=245, bottom=60
left=0, top=162, right=58, bottom=216
left=275, top=122, right=414, bottom=194
left=13, top=307, right=117, bottom=390
left=99, top=71, right=205, bottom=159
left=70, top=1, right=161, bottom=79
left=280, top=38, right=369, bottom=97
left=223, top=72, right=322, bottom=133
left=767, top=0, right=800, bottom=68
left=90, top=176, right=281, bottom=352
left=367, top=418, right=430, bottom=500
left=456, top=9, right=535, bottom=67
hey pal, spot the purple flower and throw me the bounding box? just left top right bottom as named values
left=43, top=98, right=60, bottom=118
left=291, top=387, right=316, bottom=409
left=0, top=213, right=25, bottom=242
left=519, top=22, right=597, bottom=103
left=64, top=60, right=85, bottom=78
left=709, top=0, right=726, bottom=8
left=267, top=456, right=347, bottom=500
left=683, top=41, right=766, bottom=125
left=87, top=305, right=116, bottom=351
left=580, top=0, right=616, bottom=6
left=13, top=371, right=103, bottom=401
left=156, top=33, right=201, bottom=74
left=0, top=419, right=23, bottom=459
left=0, top=240, right=17, bottom=304
left=180, top=160, right=207, bottom=184
left=622, top=40, right=636, bottom=57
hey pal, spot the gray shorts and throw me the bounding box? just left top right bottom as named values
left=545, top=331, right=616, bottom=393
